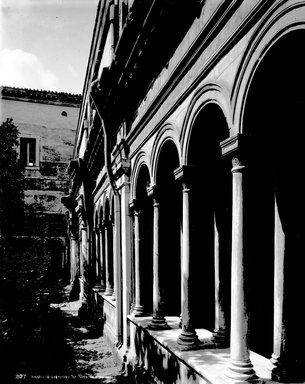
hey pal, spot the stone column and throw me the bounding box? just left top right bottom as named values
left=80, top=219, right=88, bottom=303
left=98, top=224, right=105, bottom=291
left=92, top=225, right=104, bottom=299
left=70, top=232, right=78, bottom=284
left=212, top=208, right=231, bottom=346
left=147, top=186, right=168, bottom=329
left=114, top=192, right=123, bottom=346
left=270, top=197, right=293, bottom=382
left=111, top=216, right=117, bottom=301
left=174, top=166, right=199, bottom=349
left=94, top=227, right=100, bottom=281
left=221, top=134, right=257, bottom=383
left=130, top=199, right=144, bottom=316
left=270, top=195, right=285, bottom=370
left=121, top=174, right=132, bottom=349
left=104, top=219, right=114, bottom=296
left=213, top=215, right=227, bottom=344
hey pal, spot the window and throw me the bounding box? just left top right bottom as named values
left=19, top=136, right=39, bottom=167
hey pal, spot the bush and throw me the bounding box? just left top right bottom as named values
left=0, top=237, right=53, bottom=375
left=0, top=118, right=24, bottom=238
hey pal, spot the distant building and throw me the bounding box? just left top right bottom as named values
left=64, top=1, right=305, bottom=383
left=1, top=86, right=81, bottom=269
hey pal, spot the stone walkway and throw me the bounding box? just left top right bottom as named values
left=13, top=285, right=130, bottom=383
left=53, top=299, right=123, bottom=381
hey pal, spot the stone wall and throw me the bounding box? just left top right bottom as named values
left=1, top=87, right=80, bottom=238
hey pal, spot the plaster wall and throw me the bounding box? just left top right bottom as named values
left=1, top=96, right=79, bottom=235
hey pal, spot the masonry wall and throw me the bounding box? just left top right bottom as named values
left=1, top=95, right=79, bottom=237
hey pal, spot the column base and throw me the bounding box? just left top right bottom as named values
left=212, top=328, right=229, bottom=347
left=225, top=359, right=259, bottom=383
left=93, top=284, right=105, bottom=293
left=132, top=304, right=145, bottom=317
left=271, top=358, right=305, bottom=383
left=270, top=353, right=279, bottom=367
left=177, top=329, right=201, bottom=351
left=148, top=316, right=170, bottom=330
left=104, top=287, right=114, bottom=296
left=178, top=314, right=182, bottom=328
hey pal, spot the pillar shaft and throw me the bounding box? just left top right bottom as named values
left=174, top=166, right=199, bottom=348
left=70, top=235, right=78, bottom=283
left=148, top=187, right=168, bottom=329
left=271, top=196, right=285, bottom=370
left=114, top=193, right=122, bottom=345
left=213, top=215, right=228, bottom=345
left=225, top=157, right=257, bottom=382
left=104, top=224, right=113, bottom=296
left=98, top=227, right=105, bottom=290
left=95, top=229, right=100, bottom=281
left=133, top=209, right=144, bottom=316
left=79, top=223, right=88, bottom=303
left=111, top=222, right=117, bottom=300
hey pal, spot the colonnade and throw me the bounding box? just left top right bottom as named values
left=126, top=132, right=297, bottom=382
left=67, top=130, right=299, bottom=383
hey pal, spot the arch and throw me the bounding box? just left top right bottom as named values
left=93, top=207, right=99, bottom=227
left=150, top=122, right=181, bottom=184
left=101, top=191, right=112, bottom=222
left=183, top=100, right=231, bottom=332
left=232, top=1, right=305, bottom=132
left=104, top=197, right=111, bottom=222
left=130, top=150, right=152, bottom=201
left=240, top=27, right=305, bottom=368
left=154, top=137, right=181, bottom=316
left=130, top=156, right=153, bottom=316
left=181, top=82, right=231, bottom=164
left=97, top=200, right=104, bottom=226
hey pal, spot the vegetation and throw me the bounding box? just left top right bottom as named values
left=0, top=117, right=24, bottom=238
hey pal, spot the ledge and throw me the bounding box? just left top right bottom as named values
left=128, top=316, right=281, bottom=384
left=97, top=290, right=116, bottom=307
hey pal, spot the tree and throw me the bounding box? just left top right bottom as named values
left=0, top=118, right=24, bottom=238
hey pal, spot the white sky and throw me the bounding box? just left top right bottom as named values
left=0, top=0, right=99, bottom=94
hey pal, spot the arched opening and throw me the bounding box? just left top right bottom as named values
left=135, top=164, right=153, bottom=314
left=104, top=199, right=114, bottom=295
left=187, top=103, right=231, bottom=333
left=93, top=210, right=99, bottom=284
left=156, top=140, right=181, bottom=316
left=243, top=30, right=305, bottom=374
left=98, top=207, right=105, bottom=289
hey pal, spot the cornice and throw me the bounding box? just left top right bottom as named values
left=126, top=0, right=274, bottom=153
left=220, top=133, right=250, bottom=158
left=1, top=86, right=81, bottom=107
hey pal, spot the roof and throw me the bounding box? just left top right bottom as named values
left=1, top=86, right=82, bottom=107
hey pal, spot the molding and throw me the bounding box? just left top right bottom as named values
left=220, top=133, right=249, bottom=157
left=146, top=184, right=158, bottom=199
left=1, top=86, right=81, bottom=107
left=114, top=158, right=131, bottom=180
left=173, top=165, right=194, bottom=185
left=126, top=0, right=272, bottom=155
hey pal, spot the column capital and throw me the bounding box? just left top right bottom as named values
left=75, top=202, right=86, bottom=226
left=174, top=165, right=194, bottom=186
left=146, top=184, right=158, bottom=199
left=129, top=198, right=143, bottom=214
left=220, top=133, right=250, bottom=158
left=96, top=222, right=103, bottom=232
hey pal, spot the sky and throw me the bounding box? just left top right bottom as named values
left=0, top=0, right=99, bottom=95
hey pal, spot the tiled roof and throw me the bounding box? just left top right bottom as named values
left=1, top=86, right=82, bottom=107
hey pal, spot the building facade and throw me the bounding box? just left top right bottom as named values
left=1, top=86, right=80, bottom=268
left=64, top=1, right=305, bottom=383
